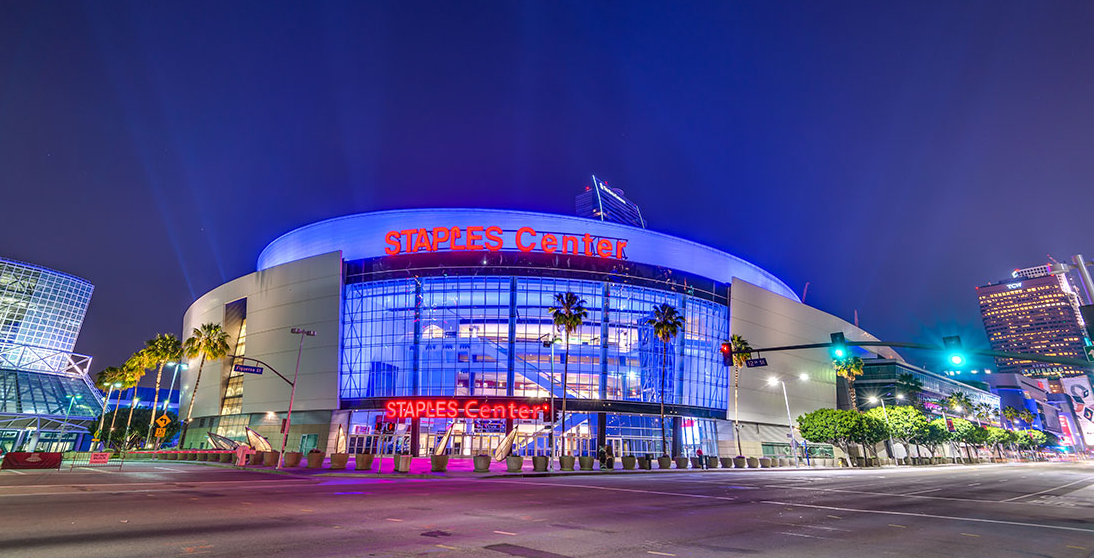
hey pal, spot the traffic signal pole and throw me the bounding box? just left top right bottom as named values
left=726, top=340, right=1093, bottom=370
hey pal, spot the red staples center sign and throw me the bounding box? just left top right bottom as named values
left=384, top=399, right=550, bottom=420
left=384, top=226, right=628, bottom=259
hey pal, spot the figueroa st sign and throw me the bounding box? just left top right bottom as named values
left=384, top=226, right=628, bottom=259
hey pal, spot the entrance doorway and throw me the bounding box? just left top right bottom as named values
left=300, top=433, right=318, bottom=453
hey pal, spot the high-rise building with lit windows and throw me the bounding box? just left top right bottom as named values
left=976, top=264, right=1091, bottom=377
left=575, top=175, right=647, bottom=228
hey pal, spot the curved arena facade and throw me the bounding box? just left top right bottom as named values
left=181, top=209, right=891, bottom=459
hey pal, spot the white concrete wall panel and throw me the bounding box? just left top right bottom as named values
left=728, top=279, right=901, bottom=426
left=180, top=252, right=342, bottom=419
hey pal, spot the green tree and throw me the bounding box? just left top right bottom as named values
left=179, top=323, right=231, bottom=449
left=646, top=303, right=685, bottom=457
left=100, top=409, right=180, bottom=448
left=1018, top=409, right=1036, bottom=428
left=93, top=366, right=125, bottom=442
left=833, top=355, right=864, bottom=410
left=140, top=333, right=183, bottom=448
left=1002, top=406, right=1020, bottom=430
left=119, top=353, right=149, bottom=450
left=855, top=412, right=889, bottom=461
left=797, top=408, right=866, bottom=467
left=921, top=419, right=953, bottom=459
left=547, top=292, right=588, bottom=456
left=951, top=418, right=988, bottom=461
left=728, top=334, right=752, bottom=457
left=864, top=405, right=927, bottom=460
left=984, top=426, right=1012, bottom=459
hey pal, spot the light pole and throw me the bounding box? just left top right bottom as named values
left=767, top=374, right=808, bottom=467
left=541, top=334, right=560, bottom=469
left=278, top=327, right=316, bottom=469
left=94, top=382, right=122, bottom=449
left=868, top=396, right=896, bottom=461
left=156, top=361, right=187, bottom=448
left=122, top=398, right=140, bottom=452
left=58, top=394, right=83, bottom=452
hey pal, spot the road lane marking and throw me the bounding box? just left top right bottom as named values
left=1001, top=476, right=1094, bottom=502
left=494, top=531, right=517, bottom=536
left=888, top=524, right=906, bottom=528
left=1067, top=545, right=1086, bottom=550
left=646, top=552, right=675, bottom=556
left=437, top=544, right=458, bottom=550
left=903, top=488, right=941, bottom=495
left=826, top=515, right=841, bottom=519
left=760, top=500, right=1094, bottom=535
left=385, top=518, right=403, bottom=522
left=961, top=533, right=980, bottom=537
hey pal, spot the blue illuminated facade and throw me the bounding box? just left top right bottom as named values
left=245, top=208, right=798, bottom=456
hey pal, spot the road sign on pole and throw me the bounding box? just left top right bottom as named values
left=233, top=364, right=264, bottom=375
left=745, top=358, right=768, bottom=368
left=155, top=415, right=171, bottom=428
left=1085, top=345, right=1094, bottom=362
left=154, top=427, right=166, bottom=438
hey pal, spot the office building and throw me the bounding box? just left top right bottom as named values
left=574, top=175, right=647, bottom=228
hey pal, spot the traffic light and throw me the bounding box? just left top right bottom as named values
left=720, top=342, right=733, bottom=366
left=942, top=336, right=966, bottom=367
left=829, top=332, right=847, bottom=359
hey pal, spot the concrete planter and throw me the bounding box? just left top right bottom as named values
left=622, top=456, right=637, bottom=470
left=657, top=456, right=673, bottom=469
left=263, top=451, right=280, bottom=467
left=166, top=453, right=178, bottom=460
left=201, top=453, right=212, bottom=461
left=306, top=452, right=326, bottom=469
left=690, top=457, right=704, bottom=469
left=733, top=457, right=748, bottom=468
left=706, top=456, right=720, bottom=469
left=559, top=455, right=576, bottom=471
left=355, top=454, right=374, bottom=470
left=430, top=454, right=450, bottom=472
left=759, top=458, right=773, bottom=468
left=578, top=456, right=594, bottom=471
left=283, top=452, right=303, bottom=467
left=330, top=453, right=349, bottom=470
left=636, top=456, right=651, bottom=469
left=720, top=457, right=734, bottom=468
left=506, top=455, right=524, bottom=472
left=219, top=452, right=233, bottom=463
left=778, top=458, right=790, bottom=467
left=473, top=455, right=492, bottom=472
left=532, top=456, right=548, bottom=472
left=394, top=455, right=412, bottom=473
left=746, top=457, right=760, bottom=468
left=251, top=451, right=264, bottom=465
left=672, top=457, right=688, bottom=469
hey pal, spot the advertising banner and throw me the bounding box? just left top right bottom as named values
left=1060, top=375, right=1094, bottom=446
left=1, top=452, right=63, bottom=470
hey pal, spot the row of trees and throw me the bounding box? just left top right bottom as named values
left=797, top=406, right=1058, bottom=465
left=92, top=324, right=230, bottom=450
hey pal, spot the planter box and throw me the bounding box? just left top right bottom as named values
left=166, top=453, right=178, bottom=460
left=622, top=456, right=637, bottom=470
left=506, top=456, right=524, bottom=473
left=355, top=454, right=375, bottom=471
left=778, top=458, right=790, bottom=467
left=219, top=452, right=233, bottom=463
left=578, top=456, right=594, bottom=471
left=690, top=457, right=703, bottom=469
left=430, top=454, right=450, bottom=472
left=284, top=452, right=303, bottom=467
left=733, top=457, right=747, bottom=468
left=394, top=455, right=412, bottom=473
left=746, top=457, right=760, bottom=468
left=306, top=452, right=326, bottom=469
left=636, top=456, right=650, bottom=469
left=759, top=458, right=772, bottom=468
left=473, top=455, right=492, bottom=473
left=263, top=451, right=280, bottom=467
left=330, top=453, right=349, bottom=470
left=532, top=455, right=548, bottom=472
left=560, top=456, right=576, bottom=471
left=657, top=456, right=673, bottom=469
left=719, top=457, right=734, bottom=468
left=251, top=451, right=264, bottom=465
left=673, top=457, right=689, bottom=469
left=706, top=456, right=720, bottom=469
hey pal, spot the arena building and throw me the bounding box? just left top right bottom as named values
left=180, top=208, right=897, bottom=460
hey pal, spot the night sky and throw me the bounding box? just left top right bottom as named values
left=3, top=2, right=1093, bottom=377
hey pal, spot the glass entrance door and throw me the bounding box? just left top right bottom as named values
left=300, top=433, right=318, bottom=453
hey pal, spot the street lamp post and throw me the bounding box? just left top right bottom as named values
left=94, top=383, right=121, bottom=449
left=58, top=394, right=83, bottom=452
left=122, top=398, right=140, bottom=452
left=768, top=374, right=808, bottom=467
left=278, top=327, right=316, bottom=469
left=868, top=396, right=896, bottom=461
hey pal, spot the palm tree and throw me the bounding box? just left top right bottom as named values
left=547, top=292, right=588, bottom=457
left=894, top=373, right=924, bottom=405
left=121, top=353, right=149, bottom=450
left=141, top=333, right=183, bottom=448
left=93, top=366, right=124, bottom=444
left=105, top=364, right=141, bottom=447
left=728, top=334, right=752, bottom=457
left=1018, top=409, right=1035, bottom=428
left=945, top=391, right=974, bottom=415
left=179, top=323, right=231, bottom=449
left=646, top=303, right=685, bottom=457
left=833, top=354, right=865, bottom=410
left=1002, top=406, right=1020, bottom=430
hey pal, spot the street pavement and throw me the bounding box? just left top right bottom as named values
left=0, top=461, right=1091, bottom=557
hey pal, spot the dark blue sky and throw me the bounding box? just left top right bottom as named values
left=3, top=2, right=1093, bottom=372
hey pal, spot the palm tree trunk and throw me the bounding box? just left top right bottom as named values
left=178, top=355, right=206, bottom=449
left=105, top=388, right=123, bottom=448
left=847, top=378, right=858, bottom=410
left=145, top=361, right=165, bottom=449
left=123, top=396, right=139, bottom=451
left=659, top=343, right=667, bottom=457
left=733, top=365, right=743, bottom=456
left=560, top=331, right=568, bottom=456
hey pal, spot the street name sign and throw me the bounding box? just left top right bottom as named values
left=233, top=364, right=263, bottom=375
left=745, top=358, right=768, bottom=368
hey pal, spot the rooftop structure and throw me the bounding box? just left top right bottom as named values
left=575, top=175, right=647, bottom=228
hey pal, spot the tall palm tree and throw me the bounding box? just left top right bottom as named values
left=121, top=353, right=149, bottom=450
left=178, top=323, right=231, bottom=449
left=106, top=364, right=141, bottom=447
left=93, top=366, right=124, bottom=444
left=547, top=292, right=587, bottom=457
left=894, top=373, right=924, bottom=405
left=833, top=354, right=865, bottom=410
left=1018, top=409, right=1035, bottom=428
left=646, top=303, right=685, bottom=457
left=141, top=333, right=183, bottom=448
left=1002, top=406, right=1020, bottom=430
left=945, top=391, right=974, bottom=414
left=729, top=334, right=752, bottom=457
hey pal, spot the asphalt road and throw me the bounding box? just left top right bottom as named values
left=1, top=461, right=1092, bottom=557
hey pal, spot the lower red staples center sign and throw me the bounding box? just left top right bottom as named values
left=384, top=399, right=549, bottom=420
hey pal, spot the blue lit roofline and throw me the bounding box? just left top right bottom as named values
left=257, top=208, right=799, bottom=302
left=0, top=256, right=94, bottom=286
